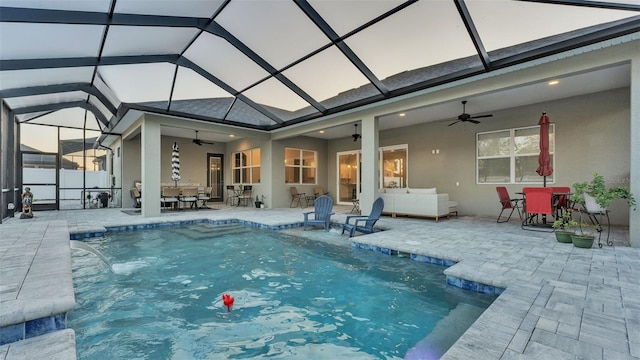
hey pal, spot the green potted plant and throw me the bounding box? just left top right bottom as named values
left=568, top=210, right=600, bottom=249
left=570, top=173, right=636, bottom=212
left=552, top=211, right=576, bottom=243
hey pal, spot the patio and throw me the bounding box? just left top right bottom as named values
left=1, top=206, right=637, bottom=359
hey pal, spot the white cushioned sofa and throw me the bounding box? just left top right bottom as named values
left=379, top=188, right=452, bottom=222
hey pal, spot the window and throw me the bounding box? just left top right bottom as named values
left=285, top=148, right=316, bottom=184
left=380, top=145, right=407, bottom=188
left=477, top=125, right=554, bottom=184
left=232, top=148, right=260, bottom=184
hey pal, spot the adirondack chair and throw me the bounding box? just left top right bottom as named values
left=341, top=197, right=384, bottom=237
left=303, top=195, right=334, bottom=231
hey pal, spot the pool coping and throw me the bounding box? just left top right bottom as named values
left=2, top=210, right=639, bottom=359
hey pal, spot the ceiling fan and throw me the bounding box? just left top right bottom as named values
left=192, top=130, right=215, bottom=146
left=448, top=100, right=493, bottom=126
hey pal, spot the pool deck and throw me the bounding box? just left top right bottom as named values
left=1, top=205, right=638, bottom=360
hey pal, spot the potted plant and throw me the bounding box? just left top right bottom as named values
left=552, top=211, right=576, bottom=243
left=570, top=173, right=636, bottom=212
left=569, top=210, right=600, bottom=249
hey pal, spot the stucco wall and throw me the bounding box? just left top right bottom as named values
left=328, top=87, right=631, bottom=225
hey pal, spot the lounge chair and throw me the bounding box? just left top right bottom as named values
left=198, top=187, right=212, bottom=208
left=290, top=186, right=307, bottom=208
left=303, top=195, right=334, bottom=231
left=496, top=186, right=522, bottom=223
left=341, top=197, right=384, bottom=237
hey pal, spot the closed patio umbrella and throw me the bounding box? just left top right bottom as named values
left=171, top=142, right=180, bottom=187
left=536, top=112, right=553, bottom=187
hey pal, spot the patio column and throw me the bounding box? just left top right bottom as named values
left=141, top=118, right=161, bottom=217
left=630, top=53, right=640, bottom=248
left=360, top=115, right=379, bottom=215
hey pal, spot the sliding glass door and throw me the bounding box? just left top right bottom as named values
left=337, top=151, right=361, bottom=205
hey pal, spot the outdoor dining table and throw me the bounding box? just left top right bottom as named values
left=518, top=187, right=573, bottom=229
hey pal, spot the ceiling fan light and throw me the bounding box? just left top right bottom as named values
left=351, top=124, right=360, bottom=141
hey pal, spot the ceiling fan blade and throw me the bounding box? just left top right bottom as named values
left=470, top=114, right=493, bottom=119
left=448, top=121, right=460, bottom=127
left=468, top=119, right=481, bottom=124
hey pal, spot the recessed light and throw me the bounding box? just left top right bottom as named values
left=399, top=113, right=406, bottom=117
left=319, top=130, right=325, bottom=134
left=548, top=80, right=559, bottom=85
left=229, top=134, right=235, bottom=138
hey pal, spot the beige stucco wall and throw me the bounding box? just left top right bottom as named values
left=327, top=87, right=631, bottom=225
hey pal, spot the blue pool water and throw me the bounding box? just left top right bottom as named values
left=69, top=224, right=495, bottom=359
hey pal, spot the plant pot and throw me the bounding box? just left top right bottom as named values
left=255, top=201, right=262, bottom=208
left=554, top=231, right=573, bottom=243
left=584, top=194, right=607, bottom=213
left=571, top=234, right=595, bottom=248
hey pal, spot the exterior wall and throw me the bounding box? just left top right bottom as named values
left=327, top=87, right=631, bottom=225
left=225, top=136, right=272, bottom=207
left=160, top=135, right=225, bottom=187
left=270, top=136, right=328, bottom=208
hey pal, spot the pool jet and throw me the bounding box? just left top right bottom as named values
left=70, top=240, right=114, bottom=272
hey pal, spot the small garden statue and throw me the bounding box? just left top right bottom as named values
left=21, top=187, right=33, bottom=219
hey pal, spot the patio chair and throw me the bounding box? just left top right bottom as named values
left=303, top=195, right=335, bottom=231
left=496, top=186, right=522, bottom=223
left=131, top=187, right=141, bottom=208
left=341, top=197, right=384, bottom=237
left=521, top=187, right=554, bottom=231
left=198, top=187, right=212, bottom=208
left=226, top=185, right=238, bottom=206
left=161, top=187, right=180, bottom=210
left=179, top=187, right=199, bottom=209
left=314, top=186, right=329, bottom=198
left=290, top=186, right=307, bottom=208
left=237, top=185, right=253, bottom=207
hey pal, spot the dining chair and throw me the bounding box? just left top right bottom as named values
left=198, top=187, right=212, bottom=208
left=521, top=187, right=554, bottom=231
left=179, top=187, right=199, bottom=209
left=161, top=187, right=180, bottom=210
left=495, top=186, right=522, bottom=223
left=237, top=185, right=252, bottom=207
left=226, top=185, right=238, bottom=206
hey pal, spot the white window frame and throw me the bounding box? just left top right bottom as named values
left=232, top=148, right=260, bottom=184
left=476, top=124, right=555, bottom=185
left=285, top=148, right=317, bottom=184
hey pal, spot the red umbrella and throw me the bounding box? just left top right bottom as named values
left=536, top=112, right=553, bottom=186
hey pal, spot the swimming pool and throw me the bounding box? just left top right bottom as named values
left=69, top=223, right=496, bottom=359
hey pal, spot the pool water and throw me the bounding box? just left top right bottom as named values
left=69, top=224, right=495, bottom=359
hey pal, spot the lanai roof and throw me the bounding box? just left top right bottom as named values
left=1, top=0, right=639, bottom=138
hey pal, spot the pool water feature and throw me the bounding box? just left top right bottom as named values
left=70, top=224, right=496, bottom=359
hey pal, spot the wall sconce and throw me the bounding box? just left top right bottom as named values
left=431, top=149, right=440, bottom=155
